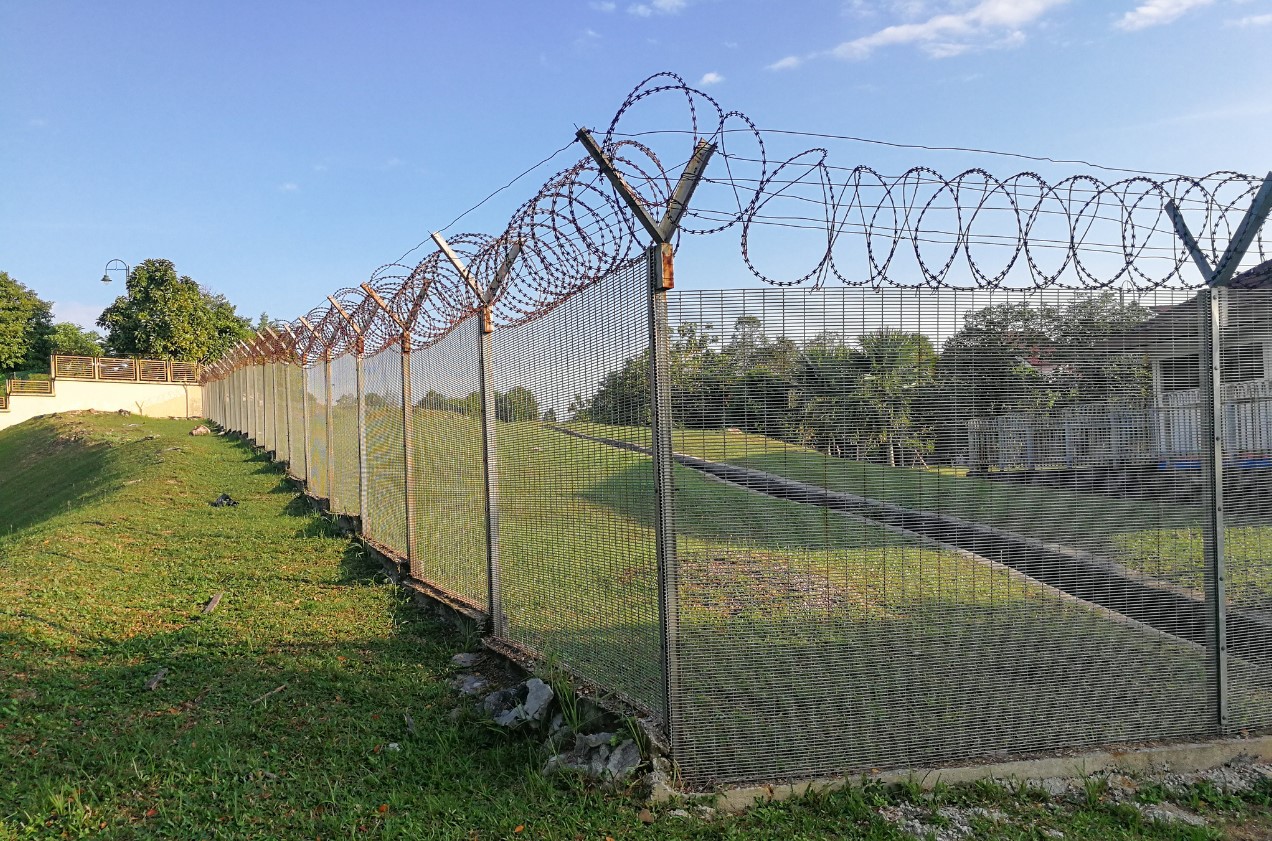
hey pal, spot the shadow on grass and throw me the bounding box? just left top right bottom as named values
left=0, top=419, right=133, bottom=536
left=0, top=620, right=547, bottom=839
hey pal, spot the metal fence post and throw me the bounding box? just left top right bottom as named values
left=1168, top=175, right=1272, bottom=734
left=401, top=340, right=417, bottom=570
left=1199, top=286, right=1229, bottom=731
left=647, top=242, right=682, bottom=745
left=431, top=232, right=524, bottom=630
left=477, top=311, right=504, bottom=634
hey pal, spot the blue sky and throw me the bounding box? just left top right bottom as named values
left=2, top=0, right=1271, bottom=331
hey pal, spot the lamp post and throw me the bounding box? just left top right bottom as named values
left=100, top=259, right=129, bottom=285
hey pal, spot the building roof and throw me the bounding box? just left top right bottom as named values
left=1108, top=259, right=1272, bottom=358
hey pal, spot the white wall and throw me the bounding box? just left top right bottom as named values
left=0, top=380, right=204, bottom=432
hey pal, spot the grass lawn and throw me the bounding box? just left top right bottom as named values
left=6, top=413, right=1272, bottom=838
left=489, top=420, right=1272, bottom=786
left=567, top=422, right=1272, bottom=608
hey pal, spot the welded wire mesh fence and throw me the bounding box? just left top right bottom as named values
left=491, top=257, right=664, bottom=714
left=198, top=71, right=1272, bottom=789
left=363, top=345, right=408, bottom=557
left=208, top=267, right=1272, bottom=788
left=408, top=314, right=487, bottom=610
left=330, top=353, right=360, bottom=517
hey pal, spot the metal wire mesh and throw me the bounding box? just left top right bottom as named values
left=271, top=363, right=284, bottom=455
left=243, top=366, right=255, bottom=442
left=306, top=364, right=329, bottom=500
left=254, top=365, right=266, bottom=445
left=660, top=286, right=1227, bottom=786
left=408, top=315, right=488, bottom=610
left=262, top=363, right=276, bottom=454
left=1221, top=288, right=1272, bottom=731
left=363, top=345, right=408, bottom=557
left=285, top=364, right=306, bottom=480
left=236, top=368, right=246, bottom=438
left=491, top=257, right=663, bottom=715
left=330, top=353, right=361, bottom=516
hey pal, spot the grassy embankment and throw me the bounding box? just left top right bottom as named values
left=6, top=413, right=1272, bottom=837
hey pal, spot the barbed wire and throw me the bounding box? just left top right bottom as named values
left=210, top=71, right=1268, bottom=376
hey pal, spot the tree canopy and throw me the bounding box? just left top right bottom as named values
left=0, top=271, right=54, bottom=373
left=47, top=323, right=104, bottom=357
left=97, top=259, right=250, bottom=363
left=571, top=295, right=1153, bottom=468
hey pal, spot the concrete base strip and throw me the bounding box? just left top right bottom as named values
left=688, top=735, right=1272, bottom=812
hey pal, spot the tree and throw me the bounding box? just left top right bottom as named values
left=47, top=323, right=104, bottom=357
left=0, top=271, right=54, bottom=372
left=588, top=353, right=650, bottom=426
left=857, top=329, right=936, bottom=467
left=495, top=386, right=540, bottom=422
left=97, top=259, right=250, bottom=362
left=937, top=293, right=1152, bottom=419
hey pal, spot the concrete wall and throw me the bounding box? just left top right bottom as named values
left=0, top=380, right=204, bottom=432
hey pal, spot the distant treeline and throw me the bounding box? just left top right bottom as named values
left=354, top=294, right=1156, bottom=468
left=575, top=294, right=1155, bottom=467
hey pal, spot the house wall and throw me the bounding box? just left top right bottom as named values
left=0, top=380, right=204, bottom=432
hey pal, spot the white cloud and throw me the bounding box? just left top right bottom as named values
left=574, top=28, right=603, bottom=48
left=627, top=0, right=686, bottom=16
left=26, top=117, right=47, bottom=128
left=279, top=182, right=299, bottom=192
left=699, top=71, right=724, bottom=85
left=589, top=0, right=616, bottom=9
left=1114, top=0, right=1213, bottom=31
left=828, top=0, right=1067, bottom=60
left=1227, top=12, right=1272, bottom=26
left=767, top=55, right=803, bottom=71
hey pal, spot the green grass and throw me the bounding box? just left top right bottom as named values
left=480, top=419, right=1272, bottom=787
left=568, top=422, right=1272, bottom=606
left=5, top=413, right=1272, bottom=838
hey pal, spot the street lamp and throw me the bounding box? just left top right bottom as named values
left=101, top=258, right=129, bottom=285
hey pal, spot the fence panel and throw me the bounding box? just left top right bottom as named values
left=98, top=358, right=137, bottom=381
left=286, top=364, right=307, bottom=479
left=1223, top=288, right=1272, bottom=731
left=244, top=366, right=257, bottom=443
left=491, top=257, right=663, bottom=716
left=254, top=365, right=267, bottom=446
left=408, top=315, right=488, bottom=611
left=363, top=346, right=408, bottom=556
left=138, top=359, right=168, bottom=382
left=330, top=353, right=361, bottom=517
left=306, top=365, right=329, bottom=500
left=663, top=287, right=1217, bottom=786
left=271, top=363, right=286, bottom=457
left=262, top=363, right=276, bottom=454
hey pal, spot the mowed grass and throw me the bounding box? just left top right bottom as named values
left=490, top=416, right=1061, bottom=714
left=7, top=414, right=1272, bottom=838
left=0, top=413, right=642, bottom=839
left=485, top=420, right=1266, bottom=786
left=570, top=422, right=1272, bottom=605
